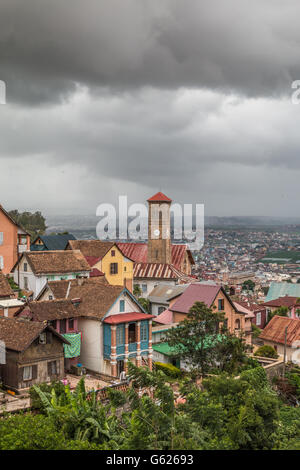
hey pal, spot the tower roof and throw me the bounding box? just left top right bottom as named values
left=147, top=192, right=172, bottom=203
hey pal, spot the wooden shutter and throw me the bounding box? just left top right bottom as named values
left=32, top=364, right=37, bottom=380
left=18, top=367, right=24, bottom=382
left=46, top=331, right=53, bottom=344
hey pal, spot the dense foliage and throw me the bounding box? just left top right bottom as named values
left=154, top=361, right=182, bottom=378
left=0, top=363, right=299, bottom=450
left=8, top=209, right=47, bottom=239
left=254, top=345, right=278, bottom=359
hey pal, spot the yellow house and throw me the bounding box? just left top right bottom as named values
left=66, top=240, right=134, bottom=291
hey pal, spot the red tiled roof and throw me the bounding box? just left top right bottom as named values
left=263, top=296, right=300, bottom=308
left=85, top=255, right=102, bottom=267
left=154, top=309, right=174, bottom=325
left=237, top=300, right=266, bottom=313
left=170, top=283, right=221, bottom=314
left=89, top=268, right=105, bottom=277
left=259, top=316, right=300, bottom=346
left=104, top=312, right=155, bottom=324
left=147, top=192, right=172, bottom=202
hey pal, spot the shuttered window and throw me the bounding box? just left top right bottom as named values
left=0, top=232, right=3, bottom=245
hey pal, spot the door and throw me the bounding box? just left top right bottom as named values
left=117, top=360, right=124, bottom=376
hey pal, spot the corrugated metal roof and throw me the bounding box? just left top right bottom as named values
left=117, top=242, right=194, bottom=269
left=265, top=282, right=300, bottom=302
left=133, top=263, right=195, bottom=282
left=104, top=312, right=155, bottom=324
left=259, top=315, right=300, bottom=346
left=170, top=283, right=221, bottom=314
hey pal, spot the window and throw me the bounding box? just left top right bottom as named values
left=128, top=323, right=136, bottom=343
left=49, top=295, right=53, bottom=300
left=116, top=325, right=125, bottom=345
left=0, top=256, right=3, bottom=270
left=155, top=250, right=159, bottom=259
left=24, top=262, right=28, bottom=272
left=60, top=319, right=66, bottom=334
left=111, top=250, right=115, bottom=257
left=24, top=276, right=28, bottom=290
left=120, top=300, right=125, bottom=312
left=140, top=322, right=148, bottom=341
left=142, top=284, right=147, bottom=293
left=68, top=318, right=74, bottom=330
left=124, top=266, right=127, bottom=272
left=256, top=312, right=261, bottom=326
left=39, top=333, right=47, bottom=344
left=48, top=361, right=58, bottom=376
left=110, top=263, right=118, bottom=275
left=23, top=366, right=32, bottom=381
left=0, top=232, right=3, bottom=245
left=158, top=306, right=165, bottom=315
left=235, top=319, right=241, bottom=330
left=218, top=299, right=224, bottom=311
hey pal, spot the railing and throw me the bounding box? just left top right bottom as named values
left=104, top=344, right=111, bottom=358
left=116, top=345, right=125, bottom=355
left=128, top=342, right=137, bottom=352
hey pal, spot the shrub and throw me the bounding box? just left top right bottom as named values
left=254, top=345, right=278, bottom=359
left=240, top=366, right=268, bottom=390
left=29, top=380, right=66, bottom=410
left=154, top=361, right=182, bottom=378
left=251, top=324, right=262, bottom=338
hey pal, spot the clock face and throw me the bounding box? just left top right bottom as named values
left=154, top=229, right=160, bottom=237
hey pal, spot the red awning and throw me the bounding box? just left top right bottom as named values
left=104, top=312, right=155, bottom=324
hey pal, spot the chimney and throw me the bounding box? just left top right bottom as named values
left=71, top=298, right=81, bottom=307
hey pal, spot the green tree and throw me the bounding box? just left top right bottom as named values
left=9, top=209, right=47, bottom=239
left=164, top=301, right=225, bottom=376
left=268, top=306, right=289, bottom=323
left=242, top=279, right=255, bottom=292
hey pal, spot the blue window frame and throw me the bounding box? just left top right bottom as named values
left=140, top=321, right=148, bottom=342
left=120, top=300, right=125, bottom=312
left=218, top=299, right=224, bottom=311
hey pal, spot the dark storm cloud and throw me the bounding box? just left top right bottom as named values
left=1, top=0, right=300, bottom=104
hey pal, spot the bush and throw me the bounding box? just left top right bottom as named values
left=154, top=362, right=182, bottom=378
left=29, top=380, right=66, bottom=410
left=251, top=324, right=262, bottom=338
left=254, top=345, right=278, bottom=359
left=240, top=366, right=268, bottom=390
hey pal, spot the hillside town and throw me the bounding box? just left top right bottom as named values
left=0, top=192, right=299, bottom=402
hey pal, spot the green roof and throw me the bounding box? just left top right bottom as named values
left=265, top=282, right=300, bottom=302
left=153, top=335, right=224, bottom=357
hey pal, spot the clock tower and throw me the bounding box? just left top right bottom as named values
left=147, top=192, right=172, bottom=264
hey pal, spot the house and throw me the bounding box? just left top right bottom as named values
left=16, top=299, right=82, bottom=370
left=0, top=204, right=30, bottom=274
left=11, top=250, right=91, bottom=299
left=265, top=282, right=300, bottom=302
left=0, top=271, right=14, bottom=299
left=66, top=239, right=134, bottom=291
left=259, top=316, right=300, bottom=361
left=31, top=233, right=76, bottom=251
left=0, top=271, right=24, bottom=318
left=236, top=300, right=268, bottom=329
left=0, top=317, right=69, bottom=391
left=263, top=296, right=300, bottom=320
left=148, top=283, right=189, bottom=316
left=157, top=283, right=247, bottom=337
left=33, top=277, right=154, bottom=378
left=117, top=192, right=196, bottom=296
left=233, top=302, right=255, bottom=345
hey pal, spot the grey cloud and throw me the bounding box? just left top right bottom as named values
left=1, top=0, right=300, bottom=104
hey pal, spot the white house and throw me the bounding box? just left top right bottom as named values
left=11, top=250, right=91, bottom=298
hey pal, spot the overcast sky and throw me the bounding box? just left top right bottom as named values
left=1, top=0, right=300, bottom=217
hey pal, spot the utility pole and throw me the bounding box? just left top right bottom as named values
left=283, top=325, right=288, bottom=376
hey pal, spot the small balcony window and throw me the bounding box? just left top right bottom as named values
left=110, top=263, right=118, bottom=275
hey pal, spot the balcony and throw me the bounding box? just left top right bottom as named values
left=128, top=342, right=137, bottom=352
